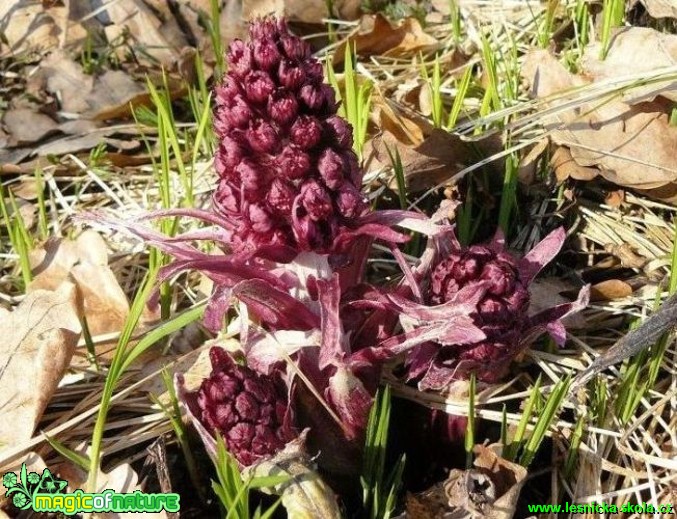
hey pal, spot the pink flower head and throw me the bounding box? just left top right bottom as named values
left=177, top=347, right=297, bottom=467
left=396, top=225, right=589, bottom=389
left=213, top=18, right=369, bottom=254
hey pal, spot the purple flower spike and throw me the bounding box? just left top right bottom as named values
left=212, top=17, right=369, bottom=255
left=181, top=347, right=297, bottom=468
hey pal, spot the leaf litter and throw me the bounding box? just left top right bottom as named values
left=1, top=1, right=677, bottom=517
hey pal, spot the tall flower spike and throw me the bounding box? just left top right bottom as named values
left=177, top=347, right=297, bottom=468
left=213, top=18, right=368, bottom=254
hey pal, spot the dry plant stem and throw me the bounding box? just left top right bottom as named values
left=574, top=292, right=677, bottom=389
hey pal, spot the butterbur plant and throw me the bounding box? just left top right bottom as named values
left=371, top=218, right=589, bottom=391
left=82, top=17, right=435, bottom=332
left=77, top=15, right=590, bottom=517
left=177, top=346, right=297, bottom=468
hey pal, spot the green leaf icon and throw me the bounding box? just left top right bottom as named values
left=12, top=492, right=30, bottom=509
left=35, top=469, right=67, bottom=494
left=2, top=472, right=17, bottom=489
left=19, top=464, right=27, bottom=489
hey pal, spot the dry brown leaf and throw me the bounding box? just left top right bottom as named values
left=243, top=0, right=327, bottom=24
left=36, top=49, right=155, bottom=121
left=373, top=97, right=433, bottom=145
left=175, top=0, right=246, bottom=67
left=550, top=146, right=598, bottom=182
left=40, top=49, right=95, bottom=113
left=517, top=138, right=549, bottom=185
left=640, top=0, right=677, bottom=19
left=29, top=230, right=129, bottom=336
left=34, top=128, right=118, bottom=156
left=141, top=346, right=214, bottom=403
left=582, top=28, right=677, bottom=104
left=522, top=49, right=677, bottom=198
left=590, top=279, right=633, bottom=301
left=604, top=189, right=625, bottom=207
left=365, top=98, right=501, bottom=193
left=3, top=109, right=59, bottom=146
left=242, top=0, right=359, bottom=23
left=368, top=129, right=472, bottom=192
left=604, top=243, right=649, bottom=269
left=0, top=452, right=47, bottom=478
left=0, top=1, right=62, bottom=54
left=85, top=70, right=148, bottom=120
left=102, top=0, right=186, bottom=65
left=406, top=444, right=526, bottom=519
left=0, top=282, right=81, bottom=451
left=333, top=14, right=439, bottom=65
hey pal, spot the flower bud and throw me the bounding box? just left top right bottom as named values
left=268, top=90, right=298, bottom=125
left=318, top=148, right=345, bottom=190
left=244, top=71, right=275, bottom=104
left=253, top=39, right=282, bottom=70
left=227, top=40, right=252, bottom=78
left=223, top=95, right=253, bottom=129
left=281, top=34, right=310, bottom=60
left=213, top=182, right=240, bottom=214
left=248, top=120, right=279, bottom=153
left=299, top=180, right=333, bottom=221
left=215, top=136, right=244, bottom=176
left=303, top=59, right=324, bottom=81
left=268, top=178, right=297, bottom=214
left=336, top=184, right=366, bottom=219
left=290, top=116, right=322, bottom=150
left=236, top=158, right=264, bottom=194
left=277, top=145, right=311, bottom=180
left=248, top=203, right=274, bottom=233
left=325, top=116, right=353, bottom=149
left=278, top=59, right=306, bottom=90
left=214, top=77, right=240, bottom=107
left=300, top=84, right=326, bottom=110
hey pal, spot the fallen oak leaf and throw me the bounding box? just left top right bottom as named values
left=550, top=146, right=598, bottom=182
left=333, top=14, right=439, bottom=65
left=590, top=279, right=634, bottom=302
left=28, top=230, right=130, bottom=336
left=522, top=49, right=677, bottom=198
left=55, top=457, right=168, bottom=518
left=40, top=49, right=95, bottom=114
left=2, top=109, right=59, bottom=146
left=365, top=126, right=502, bottom=193
left=101, top=0, right=187, bottom=65
left=582, top=27, right=677, bottom=104
left=0, top=282, right=81, bottom=452
left=639, top=0, right=677, bottom=21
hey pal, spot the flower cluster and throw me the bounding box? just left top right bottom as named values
left=426, top=241, right=531, bottom=382
left=191, top=347, right=296, bottom=467
left=213, top=18, right=367, bottom=254
left=386, top=224, right=589, bottom=390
